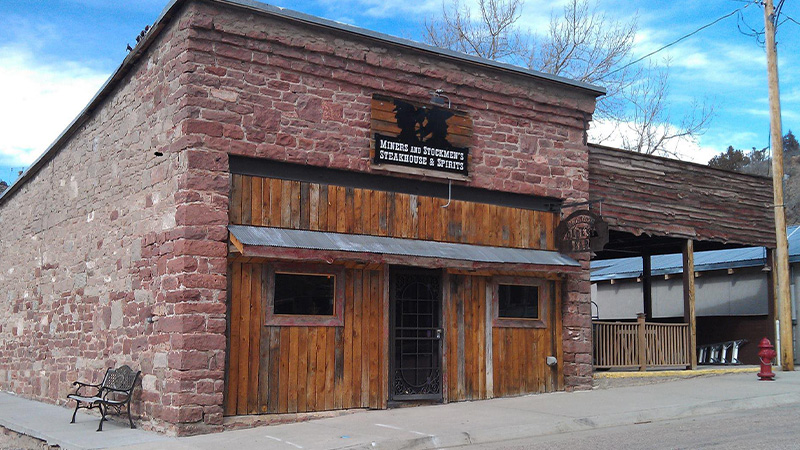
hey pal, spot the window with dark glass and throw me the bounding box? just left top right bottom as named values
left=274, top=273, right=335, bottom=316
left=497, top=284, right=539, bottom=319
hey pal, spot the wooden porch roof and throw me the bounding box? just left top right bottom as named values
left=589, top=145, right=776, bottom=258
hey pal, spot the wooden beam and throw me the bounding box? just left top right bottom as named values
left=445, top=268, right=562, bottom=280
left=381, top=264, right=390, bottom=409
left=484, top=280, right=494, bottom=399
left=682, top=240, right=697, bottom=369
left=229, top=234, right=245, bottom=254
left=441, top=271, right=451, bottom=404
left=642, top=254, right=652, bottom=320
left=637, top=313, right=646, bottom=372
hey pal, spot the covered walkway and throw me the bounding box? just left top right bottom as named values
left=588, top=145, right=776, bottom=370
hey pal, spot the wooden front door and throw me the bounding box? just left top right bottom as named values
left=390, top=268, right=443, bottom=401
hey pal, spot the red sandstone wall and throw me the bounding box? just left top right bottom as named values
left=0, top=14, right=196, bottom=434
left=0, top=0, right=597, bottom=435
left=170, top=0, right=596, bottom=432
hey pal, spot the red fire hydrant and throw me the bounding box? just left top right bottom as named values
left=757, top=337, right=777, bottom=381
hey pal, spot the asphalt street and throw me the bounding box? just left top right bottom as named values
left=3, top=371, right=800, bottom=450
left=461, top=402, right=800, bottom=449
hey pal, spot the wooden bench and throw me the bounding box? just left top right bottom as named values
left=67, top=365, right=141, bottom=431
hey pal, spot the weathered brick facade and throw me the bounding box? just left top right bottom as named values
left=0, top=0, right=598, bottom=435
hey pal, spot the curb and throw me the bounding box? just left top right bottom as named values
left=593, top=367, right=760, bottom=379
left=339, top=392, right=800, bottom=449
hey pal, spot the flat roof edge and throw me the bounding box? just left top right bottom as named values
left=211, top=0, right=606, bottom=96
left=588, top=143, right=773, bottom=181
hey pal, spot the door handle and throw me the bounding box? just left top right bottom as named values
left=435, top=328, right=443, bottom=340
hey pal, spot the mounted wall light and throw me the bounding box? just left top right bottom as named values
left=430, top=89, right=451, bottom=108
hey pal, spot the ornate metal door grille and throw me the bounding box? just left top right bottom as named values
left=390, top=269, right=443, bottom=401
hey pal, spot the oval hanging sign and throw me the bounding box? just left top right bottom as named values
left=556, top=210, right=608, bottom=253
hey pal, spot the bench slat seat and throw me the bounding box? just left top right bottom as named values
left=67, top=395, right=128, bottom=406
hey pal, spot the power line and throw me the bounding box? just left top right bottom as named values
left=600, top=4, right=753, bottom=81
left=737, top=9, right=765, bottom=44
left=781, top=14, right=800, bottom=26
left=774, top=0, right=786, bottom=24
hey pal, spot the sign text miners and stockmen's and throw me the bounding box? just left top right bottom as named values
left=374, top=134, right=467, bottom=174
left=373, top=98, right=469, bottom=176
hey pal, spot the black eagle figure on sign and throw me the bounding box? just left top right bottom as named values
left=376, top=98, right=468, bottom=175
left=392, top=99, right=455, bottom=149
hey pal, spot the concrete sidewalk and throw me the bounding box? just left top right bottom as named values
left=3, top=371, right=800, bottom=450
left=0, top=391, right=172, bottom=450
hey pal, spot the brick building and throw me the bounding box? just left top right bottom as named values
left=0, top=0, right=604, bottom=435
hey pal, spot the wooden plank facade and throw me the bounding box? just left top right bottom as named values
left=229, top=174, right=557, bottom=250
left=226, top=262, right=386, bottom=415
left=225, top=173, right=567, bottom=415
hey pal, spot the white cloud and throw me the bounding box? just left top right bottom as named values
left=701, top=129, right=761, bottom=153
left=782, top=87, right=800, bottom=103
left=738, top=107, right=800, bottom=122
left=588, top=119, right=720, bottom=164
left=0, top=45, right=108, bottom=168
left=65, top=0, right=167, bottom=14
left=742, top=108, right=769, bottom=118
left=516, top=0, right=572, bottom=32
left=312, top=0, right=441, bottom=19
left=361, top=0, right=441, bottom=17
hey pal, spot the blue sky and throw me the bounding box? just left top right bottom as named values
left=1, top=0, right=799, bottom=184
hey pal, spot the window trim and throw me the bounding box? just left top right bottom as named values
left=265, top=263, right=345, bottom=327
left=491, top=276, right=549, bottom=328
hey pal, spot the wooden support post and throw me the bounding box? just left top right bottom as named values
left=683, top=240, right=697, bottom=370
left=485, top=281, right=494, bottom=399
left=642, top=253, right=652, bottom=320
left=381, top=264, right=390, bottom=408
left=637, top=313, right=646, bottom=372
left=441, top=270, right=450, bottom=404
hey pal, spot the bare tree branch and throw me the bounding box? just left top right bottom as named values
left=424, top=0, right=527, bottom=61
left=423, top=0, right=714, bottom=156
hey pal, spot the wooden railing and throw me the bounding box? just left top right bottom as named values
left=592, top=314, right=691, bottom=370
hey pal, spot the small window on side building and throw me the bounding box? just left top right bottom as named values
left=498, top=284, right=539, bottom=319
left=274, top=273, right=335, bottom=316
left=265, top=264, right=345, bottom=327
left=492, top=277, right=549, bottom=328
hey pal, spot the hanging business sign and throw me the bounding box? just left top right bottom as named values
left=371, top=95, right=471, bottom=177
left=556, top=210, right=609, bottom=253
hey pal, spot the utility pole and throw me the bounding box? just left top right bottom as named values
left=763, top=0, right=793, bottom=371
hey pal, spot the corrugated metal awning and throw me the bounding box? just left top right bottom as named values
left=228, top=225, right=580, bottom=270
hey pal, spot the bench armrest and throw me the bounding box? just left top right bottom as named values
left=71, top=381, right=102, bottom=397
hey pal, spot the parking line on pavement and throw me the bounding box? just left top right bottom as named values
left=375, top=423, right=433, bottom=437
left=265, top=435, right=304, bottom=448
